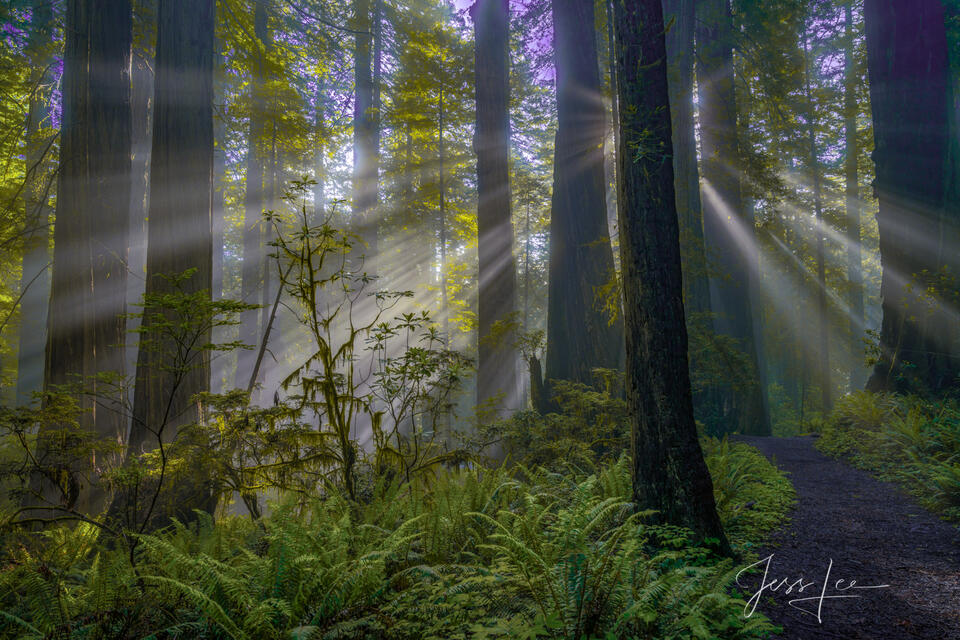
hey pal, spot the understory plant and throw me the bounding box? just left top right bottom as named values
left=0, top=456, right=785, bottom=640
left=0, top=179, right=795, bottom=640
left=818, top=390, right=960, bottom=521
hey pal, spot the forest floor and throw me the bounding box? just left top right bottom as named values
left=735, top=436, right=960, bottom=639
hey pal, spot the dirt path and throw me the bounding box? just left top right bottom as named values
left=735, top=436, right=960, bottom=639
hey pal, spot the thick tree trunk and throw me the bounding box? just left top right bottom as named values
left=544, top=0, right=624, bottom=387
left=471, top=0, right=519, bottom=434
left=695, top=0, right=770, bottom=435
left=16, top=0, right=54, bottom=407
left=125, top=0, right=215, bottom=524
left=38, top=0, right=132, bottom=515
left=863, top=0, right=959, bottom=393
left=844, top=2, right=865, bottom=391
left=612, top=0, right=730, bottom=553
left=803, top=28, right=831, bottom=413
left=87, top=0, right=134, bottom=492
left=236, top=0, right=270, bottom=389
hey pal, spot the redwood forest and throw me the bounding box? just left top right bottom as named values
left=1, top=0, right=959, bottom=638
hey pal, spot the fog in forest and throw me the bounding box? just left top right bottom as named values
left=1, top=1, right=958, bottom=638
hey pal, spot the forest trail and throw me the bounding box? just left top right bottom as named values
left=735, top=436, right=960, bottom=639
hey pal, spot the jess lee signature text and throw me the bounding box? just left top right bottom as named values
left=735, top=554, right=889, bottom=623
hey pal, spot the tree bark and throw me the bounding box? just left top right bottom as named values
left=39, top=0, right=132, bottom=515
left=612, top=0, right=730, bottom=552
left=544, top=0, right=624, bottom=387
left=695, top=0, right=770, bottom=435
left=353, top=0, right=380, bottom=267
left=314, top=79, right=327, bottom=223
left=803, top=27, right=831, bottom=413
left=471, top=0, right=519, bottom=435
left=125, top=0, right=215, bottom=523
left=438, top=89, right=450, bottom=339
left=662, top=0, right=709, bottom=317
left=844, top=1, right=865, bottom=391
left=863, top=0, right=959, bottom=393
left=16, top=0, right=54, bottom=407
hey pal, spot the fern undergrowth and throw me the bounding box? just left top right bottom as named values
left=1, top=445, right=792, bottom=640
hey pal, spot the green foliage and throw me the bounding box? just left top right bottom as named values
left=818, top=391, right=960, bottom=521
left=498, top=376, right=795, bottom=550
left=701, top=437, right=795, bottom=546
left=498, top=369, right=629, bottom=472
left=0, top=456, right=785, bottom=640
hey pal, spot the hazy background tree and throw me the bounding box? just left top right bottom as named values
left=543, top=0, right=623, bottom=392
left=472, top=0, right=519, bottom=428
left=696, top=0, right=770, bottom=436
left=125, top=0, right=216, bottom=522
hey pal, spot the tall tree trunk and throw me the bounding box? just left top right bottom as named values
left=125, top=0, right=155, bottom=416
left=663, top=0, right=709, bottom=317
left=863, top=0, right=958, bottom=393
left=438, top=89, right=449, bottom=340
left=605, top=0, right=619, bottom=226
left=612, top=0, right=730, bottom=553
left=211, top=43, right=227, bottom=394
left=38, top=0, right=132, bottom=515
left=544, top=0, right=624, bottom=387
left=236, top=0, right=270, bottom=389
left=314, top=79, right=327, bottom=223
left=125, top=0, right=215, bottom=525
left=803, top=27, right=831, bottom=412
left=353, top=0, right=379, bottom=267
left=844, top=1, right=865, bottom=391
left=663, top=0, right=716, bottom=424
left=16, top=0, right=54, bottom=407
left=695, top=0, right=770, bottom=435
left=471, top=0, right=519, bottom=435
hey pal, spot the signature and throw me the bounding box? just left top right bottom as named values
left=735, top=554, right=890, bottom=623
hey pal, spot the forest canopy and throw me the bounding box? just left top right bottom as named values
left=1, top=0, right=959, bottom=638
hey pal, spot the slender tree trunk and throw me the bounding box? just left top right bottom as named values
left=438, top=89, right=449, bottom=339
left=612, top=0, right=730, bottom=553
left=236, top=0, right=270, bottom=389
left=210, top=44, right=227, bottom=395
left=844, top=1, right=865, bottom=391
left=16, top=0, right=54, bottom=407
left=605, top=0, right=620, bottom=233
left=258, top=125, right=279, bottom=391
left=863, top=0, right=957, bottom=393
left=663, top=0, right=709, bottom=316
left=353, top=0, right=379, bottom=267
left=314, top=79, right=326, bottom=223
left=125, top=3, right=155, bottom=415
left=803, top=28, right=831, bottom=412
left=125, top=0, right=215, bottom=525
left=544, top=0, right=624, bottom=387
left=471, top=0, right=519, bottom=434
left=695, top=0, right=770, bottom=435
left=663, top=0, right=716, bottom=424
